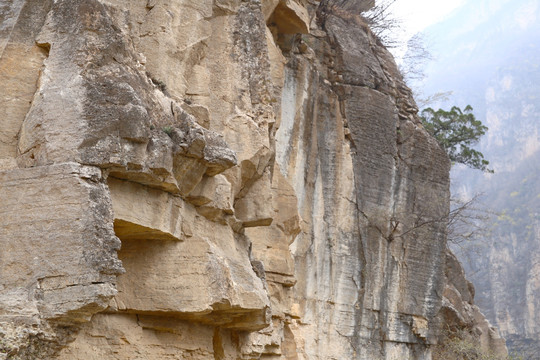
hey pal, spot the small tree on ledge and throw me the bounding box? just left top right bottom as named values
left=420, top=105, right=494, bottom=173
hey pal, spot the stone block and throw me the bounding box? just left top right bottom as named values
left=108, top=177, right=188, bottom=241
left=113, top=221, right=270, bottom=330
left=0, top=163, right=123, bottom=325
left=235, top=169, right=274, bottom=227
left=187, top=174, right=234, bottom=223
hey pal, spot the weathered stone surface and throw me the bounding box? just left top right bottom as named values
left=0, top=0, right=51, bottom=171
left=434, top=251, right=508, bottom=359
left=0, top=0, right=505, bottom=358
left=108, top=177, right=187, bottom=241
left=188, top=174, right=234, bottom=223
left=13, top=0, right=236, bottom=197
left=269, top=3, right=454, bottom=357
left=235, top=168, right=274, bottom=227
left=268, top=0, right=310, bottom=35
left=112, top=231, right=270, bottom=330
left=56, top=314, right=218, bottom=359
left=0, top=163, right=123, bottom=356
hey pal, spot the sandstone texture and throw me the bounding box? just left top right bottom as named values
left=0, top=0, right=503, bottom=359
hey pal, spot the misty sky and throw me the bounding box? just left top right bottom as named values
left=389, top=0, right=466, bottom=61
left=390, top=0, right=466, bottom=36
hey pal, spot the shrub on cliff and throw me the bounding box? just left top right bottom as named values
left=433, top=328, right=514, bottom=360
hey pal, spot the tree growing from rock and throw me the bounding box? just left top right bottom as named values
left=420, top=105, right=493, bottom=173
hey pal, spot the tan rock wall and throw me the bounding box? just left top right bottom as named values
left=0, top=163, right=122, bottom=357
left=0, top=0, right=502, bottom=359
left=0, top=0, right=52, bottom=169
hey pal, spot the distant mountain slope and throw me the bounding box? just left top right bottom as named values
left=416, top=0, right=540, bottom=357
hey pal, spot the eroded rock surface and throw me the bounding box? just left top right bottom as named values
left=433, top=251, right=507, bottom=359
left=0, top=0, right=503, bottom=359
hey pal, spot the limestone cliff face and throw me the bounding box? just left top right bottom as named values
left=470, top=219, right=540, bottom=358
left=0, top=0, right=499, bottom=359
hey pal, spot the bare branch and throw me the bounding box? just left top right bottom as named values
left=361, top=0, right=401, bottom=48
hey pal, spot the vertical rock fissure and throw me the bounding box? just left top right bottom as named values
left=212, top=328, right=225, bottom=360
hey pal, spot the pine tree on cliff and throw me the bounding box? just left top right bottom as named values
left=420, top=105, right=493, bottom=173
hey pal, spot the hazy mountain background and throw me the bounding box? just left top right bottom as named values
left=405, top=0, right=540, bottom=357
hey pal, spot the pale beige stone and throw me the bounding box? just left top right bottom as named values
left=0, top=44, right=46, bottom=160
left=57, top=313, right=217, bottom=360
left=235, top=168, right=274, bottom=227
left=108, top=177, right=187, bottom=241
left=187, top=174, right=234, bottom=223
left=0, top=163, right=122, bottom=326
left=0, top=0, right=50, bottom=163
left=266, top=26, right=288, bottom=89
left=113, top=224, right=270, bottom=330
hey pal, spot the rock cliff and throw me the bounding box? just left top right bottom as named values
left=434, top=251, right=507, bottom=359
left=0, top=0, right=503, bottom=359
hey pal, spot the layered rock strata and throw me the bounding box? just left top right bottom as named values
left=0, top=0, right=502, bottom=359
